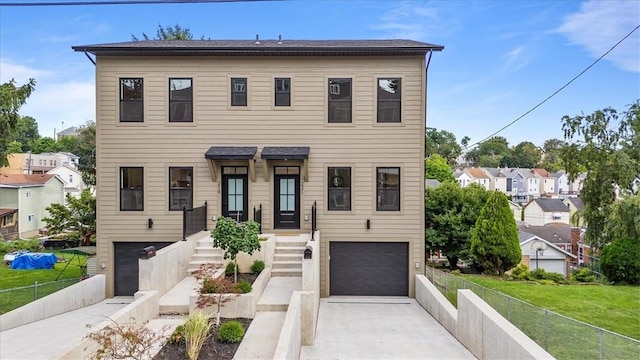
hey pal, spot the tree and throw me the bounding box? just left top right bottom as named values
left=74, top=121, right=96, bottom=186
left=30, top=137, right=57, bottom=153
left=56, top=135, right=78, bottom=153
left=425, top=154, right=454, bottom=182
left=561, top=101, right=639, bottom=249
left=425, top=183, right=491, bottom=269
left=132, top=24, right=203, bottom=41
left=10, top=115, right=40, bottom=152
left=425, top=128, right=462, bottom=166
left=470, top=191, right=521, bottom=275
left=1, top=78, right=36, bottom=166
left=600, top=237, right=640, bottom=284
left=500, top=141, right=541, bottom=168
left=539, top=138, right=565, bottom=172
left=42, top=189, right=96, bottom=244
left=604, top=195, right=640, bottom=244
left=211, top=217, right=260, bottom=283
left=466, top=136, right=510, bottom=167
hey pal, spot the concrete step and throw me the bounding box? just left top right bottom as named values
left=194, top=247, right=221, bottom=255
left=275, top=240, right=307, bottom=248
left=272, top=261, right=302, bottom=270
left=274, top=246, right=305, bottom=255
left=159, top=303, right=189, bottom=315
left=191, top=253, right=223, bottom=262
left=270, top=268, right=302, bottom=277
left=274, top=253, right=302, bottom=262
left=187, top=260, right=224, bottom=274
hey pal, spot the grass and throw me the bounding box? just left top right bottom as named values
left=0, top=251, right=88, bottom=314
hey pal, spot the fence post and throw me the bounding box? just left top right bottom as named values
left=34, top=281, right=38, bottom=300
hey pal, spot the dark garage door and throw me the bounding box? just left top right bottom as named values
left=114, top=242, right=172, bottom=296
left=330, top=242, right=408, bottom=296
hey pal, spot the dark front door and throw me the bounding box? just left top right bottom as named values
left=222, top=166, right=249, bottom=222
left=114, top=241, right=172, bottom=296
left=274, top=166, right=300, bottom=229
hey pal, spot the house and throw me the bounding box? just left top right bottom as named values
left=56, top=126, right=80, bottom=141
left=518, top=229, right=576, bottom=277
left=454, top=169, right=473, bottom=188
left=466, top=167, right=491, bottom=190
left=523, top=198, right=570, bottom=226
left=47, top=165, right=86, bottom=199
left=0, top=174, right=65, bottom=238
left=568, top=173, right=586, bottom=195
left=508, top=200, right=522, bottom=222
left=0, top=208, right=19, bottom=240
left=73, top=38, right=444, bottom=298
left=554, top=171, right=570, bottom=196
left=483, top=167, right=508, bottom=193
left=562, top=197, right=584, bottom=225
left=425, top=179, right=441, bottom=189
left=0, top=152, right=79, bottom=175
left=531, top=168, right=555, bottom=196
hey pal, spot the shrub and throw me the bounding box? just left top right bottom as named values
left=168, top=324, right=185, bottom=345
left=537, top=279, right=556, bottom=286
left=250, top=260, right=265, bottom=274
left=571, top=267, right=596, bottom=283
left=601, top=237, right=640, bottom=284
left=84, top=318, right=166, bottom=360
left=510, top=264, right=530, bottom=280
left=236, top=280, right=252, bottom=293
left=218, top=321, right=245, bottom=343
left=225, top=262, right=236, bottom=276
left=183, top=312, right=213, bottom=360
left=529, top=267, right=548, bottom=280
left=1, top=239, right=41, bottom=254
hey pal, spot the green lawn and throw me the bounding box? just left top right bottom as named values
left=0, top=252, right=87, bottom=314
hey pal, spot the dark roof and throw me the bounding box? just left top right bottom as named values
left=204, top=146, right=257, bottom=160
left=0, top=174, right=57, bottom=187
left=0, top=208, right=18, bottom=217
left=72, top=39, right=444, bottom=57
left=566, top=197, right=584, bottom=210
left=518, top=224, right=573, bottom=244
left=261, top=146, right=310, bottom=160
left=532, top=198, right=569, bottom=212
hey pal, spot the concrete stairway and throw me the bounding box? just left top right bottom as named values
left=271, top=236, right=306, bottom=277
left=186, top=236, right=223, bottom=275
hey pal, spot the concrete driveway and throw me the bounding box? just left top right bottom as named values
left=299, top=297, right=474, bottom=360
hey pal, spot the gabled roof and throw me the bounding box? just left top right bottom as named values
left=73, top=39, right=444, bottom=57
left=57, top=126, right=79, bottom=136
left=530, top=198, right=569, bottom=212
left=531, top=168, right=553, bottom=177
left=517, top=224, right=576, bottom=244
left=0, top=208, right=18, bottom=216
left=564, top=197, right=584, bottom=210
left=518, top=232, right=577, bottom=258
left=0, top=174, right=58, bottom=187
left=466, top=167, right=489, bottom=179
left=425, top=179, right=441, bottom=188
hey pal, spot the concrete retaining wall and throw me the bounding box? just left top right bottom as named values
left=301, top=233, right=320, bottom=344
left=234, top=235, right=275, bottom=273
left=139, top=231, right=199, bottom=294
left=0, top=274, right=106, bottom=332
left=415, top=274, right=457, bottom=335
left=57, top=290, right=161, bottom=360
left=189, top=268, right=271, bottom=318
left=273, top=291, right=304, bottom=360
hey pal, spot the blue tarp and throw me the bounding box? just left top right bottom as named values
left=10, top=253, right=57, bottom=270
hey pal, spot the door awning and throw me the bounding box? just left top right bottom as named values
left=261, top=146, right=310, bottom=181
left=204, top=146, right=257, bottom=182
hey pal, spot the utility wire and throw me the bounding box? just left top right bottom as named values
left=465, top=23, right=640, bottom=150
left=0, top=0, right=273, bottom=6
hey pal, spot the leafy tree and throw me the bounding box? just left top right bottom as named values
left=212, top=217, right=260, bottom=283
left=466, top=136, right=510, bottom=167
left=604, top=195, right=640, bottom=244
left=500, top=141, right=541, bottom=168
left=561, top=101, right=639, bottom=249
left=470, top=191, right=521, bottom=275
left=600, top=237, right=640, bottom=284
left=461, top=136, right=470, bottom=148
left=425, top=183, right=491, bottom=269
left=74, top=121, right=96, bottom=186
left=56, top=135, right=78, bottom=154
left=42, top=189, right=96, bottom=244
left=6, top=141, right=22, bottom=154
left=425, top=154, right=454, bottom=182
left=10, top=115, right=40, bottom=152
left=30, top=137, right=57, bottom=153
left=539, top=138, right=565, bottom=172
left=425, top=128, right=462, bottom=166
left=1, top=78, right=36, bottom=166
left=132, top=24, right=203, bottom=41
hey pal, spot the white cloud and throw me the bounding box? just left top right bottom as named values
left=557, top=0, right=640, bottom=72
left=372, top=1, right=458, bottom=41
left=504, top=45, right=531, bottom=71
left=0, top=58, right=53, bottom=84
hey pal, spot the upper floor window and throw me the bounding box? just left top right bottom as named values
left=69, top=174, right=73, bottom=183
left=377, top=78, right=401, bottom=123
left=25, top=190, right=31, bottom=198
left=377, top=167, right=400, bottom=211
left=231, top=78, right=247, bottom=106
left=328, top=167, right=351, bottom=211
left=169, top=78, right=193, bottom=122
left=120, top=167, right=143, bottom=211
left=120, top=78, right=143, bottom=122
left=169, top=167, right=193, bottom=211
left=275, top=78, right=290, bottom=107
left=328, top=78, right=351, bottom=123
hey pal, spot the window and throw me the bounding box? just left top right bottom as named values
left=328, top=167, right=351, bottom=211
left=1, top=213, right=16, bottom=227
left=377, top=78, right=401, bottom=123
left=169, top=167, right=193, bottom=211
left=120, top=78, right=143, bottom=122
left=275, top=78, right=290, bottom=106
left=120, top=167, right=143, bottom=211
left=169, top=78, right=193, bottom=122
left=377, top=167, right=400, bottom=211
left=69, top=174, right=73, bottom=183
left=28, top=214, right=35, bottom=222
left=25, top=190, right=31, bottom=198
left=231, top=78, right=247, bottom=106
left=328, top=78, right=352, bottom=123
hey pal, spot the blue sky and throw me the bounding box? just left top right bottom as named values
left=1, top=0, right=638, bottom=148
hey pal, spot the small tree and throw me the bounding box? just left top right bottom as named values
left=600, top=237, right=640, bottom=284
left=470, top=191, right=521, bottom=275
left=43, top=189, right=96, bottom=244
left=84, top=318, right=167, bottom=360
left=211, top=217, right=260, bottom=282
left=193, top=263, right=239, bottom=326
left=425, top=154, right=455, bottom=183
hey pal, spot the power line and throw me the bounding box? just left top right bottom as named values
left=465, top=23, right=640, bottom=150
left=0, top=0, right=273, bottom=6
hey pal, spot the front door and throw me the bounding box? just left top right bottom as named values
left=274, top=166, right=300, bottom=229
left=222, top=166, right=249, bottom=222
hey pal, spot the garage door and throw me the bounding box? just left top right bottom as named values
left=533, top=259, right=566, bottom=276
left=114, top=242, right=172, bottom=296
left=330, top=242, right=408, bottom=296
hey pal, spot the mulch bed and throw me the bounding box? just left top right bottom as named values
left=153, top=272, right=258, bottom=360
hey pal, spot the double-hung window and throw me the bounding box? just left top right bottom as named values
left=328, top=78, right=352, bottom=123
left=120, top=78, right=143, bottom=122
left=275, top=78, right=290, bottom=106
left=328, top=167, right=351, bottom=211
left=377, top=78, right=401, bottom=123
left=169, top=167, right=193, bottom=211
left=231, top=78, right=247, bottom=106
left=120, top=167, right=143, bottom=211
left=169, top=78, right=193, bottom=122
left=376, top=167, right=400, bottom=211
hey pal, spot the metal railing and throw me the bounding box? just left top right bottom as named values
left=425, top=267, right=640, bottom=360
left=0, top=278, right=81, bottom=315
left=253, top=204, right=262, bottom=234
left=311, top=201, right=317, bottom=240
left=182, top=201, right=207, bottom=240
